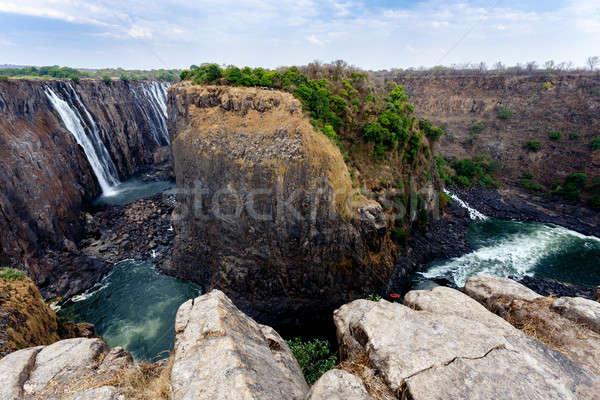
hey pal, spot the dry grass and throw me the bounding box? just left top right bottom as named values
left=108, top=357, right=174, bottom=400
left=338, top=351, right=396, bottom=400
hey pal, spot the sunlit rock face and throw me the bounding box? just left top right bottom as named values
left=166, top=84, right=397, bottom=331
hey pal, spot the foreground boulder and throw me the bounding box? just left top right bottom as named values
left=306, top=369, right=371, bottom=400
left=170, top=290, right=308, bottom=400
left=335, top=285, right=600, bottom=399
left=165, top=84, right=397, bottom=328
left=0, top=338, right=133, bottom=400
left=465, top=274, right=600, bottom=375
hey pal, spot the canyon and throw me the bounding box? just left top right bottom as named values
left=0, top=79, right=171, bottom=298
left=391, top=72, right=600, bottom=233
left=1, top=72, right=600, bottom=398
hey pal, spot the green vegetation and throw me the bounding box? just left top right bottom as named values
left=0, top=75, right=9, bottom=81
left=102, top=76, right=112, bottom=85
left=180, top=63, right=441, bottom=166
left=0, top=65, right=179, bottom=82
left=524, top=140, right=540, bottom=151
left=366, top=294, right=382, bottom=302
left=542, top=82, right=553, bottom=91
left=0, top=267, right=25, bottom=280
left=435, top=155, right=453, bottom=185
left=120, top=75, right=130, bottom=83
left=569, top=131, right=580, bottom=140
left=470, top=122, right=485, bottom=138
left=418, top=119, right=444, bottom=141
left=519, top=172, right=545, bottom=193
left=591, top=137, right=600, bottom=150
left=589, top=177, right=600, bottom=208
left=552, top=173, right=587, bottom=202
left=452, top=154, right=499, bottom=188
left=497, top=107, right=514, bottom=120
left=549, top=130, right=561, bottom=141
left=287, top=337, right=337, bottom=384
left=363, top=85, right=426, bottom=160
left=69, top=74, right=80, bottom=84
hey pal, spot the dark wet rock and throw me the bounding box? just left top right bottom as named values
left=515, top=275, right=597, bottom=300
left=451, top=186, right=600, bottom=237
left=80, top=192, right=176, bottom=267
left=386, top=201, right=473, bottom=295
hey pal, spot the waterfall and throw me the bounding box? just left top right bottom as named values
left=444, top=189, right=488, bottom=220
left=134, top=81, right=170, bottom=145
left=45, top=85, right=120, bottom=196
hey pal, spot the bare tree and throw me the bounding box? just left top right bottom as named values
left=587, top=56, right=599, bottom=71
left=544, top=60, right=555, bottom=71
left=526, top=61, right=538, bottom=72
left=493, top=61, right=505, bottom=71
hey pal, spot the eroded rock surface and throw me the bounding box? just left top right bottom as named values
left=335, top=286, right=600, bottom=399
left=306, top=369, right=371, bottom=400
left=464, top=275, right=600, bottom=376
left=170, top=289, right=308, bottom=400
left=0, top=338, right=133, bottom=400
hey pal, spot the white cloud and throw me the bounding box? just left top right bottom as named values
left=128, top=25, right=152, bottom=38
left=0, top=0, right=598, bottom=69
left=307, top=34, right=324, bottom=45
left=0, top=38, right=16, bottom=46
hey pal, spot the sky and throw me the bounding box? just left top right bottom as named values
left=0, top=0, right=598, bottom=70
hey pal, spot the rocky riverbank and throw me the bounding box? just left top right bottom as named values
left=450, top=184, right=600, bottom=237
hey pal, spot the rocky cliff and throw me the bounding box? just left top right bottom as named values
left=0, top=79, right=171, bottom=297
left=165, top=84, right=397, bottom=332
left=0, top=271, right=94, bottom=358
left=391, top=73, right=600, bottom=187
left=2, top=280, right=599, bottom=399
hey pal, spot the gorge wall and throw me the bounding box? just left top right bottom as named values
left=392, top=73, right=600, bottom=187
left=0, top=79, right=170, bottom=297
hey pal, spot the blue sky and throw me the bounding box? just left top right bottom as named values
left=0, top=0, right=598, bottom=70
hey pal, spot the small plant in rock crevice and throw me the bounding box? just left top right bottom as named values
left=0, top=267, right=25, bottom=280
left=286, top=337, right=337, bottom=385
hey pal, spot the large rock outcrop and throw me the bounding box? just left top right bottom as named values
left=0, top=79, right=171, bottom=298
left=165, top=84, right=396, bottom=330
left=465, top=274, right=600, bottom=376
left=171, top=290, right=308, bottom=399
left=334, top=284, right=600, bottom=399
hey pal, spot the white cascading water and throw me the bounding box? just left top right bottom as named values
left=135, top=81, right=170, bottom=145
left=44, top=81, right=171, bottom=197
left=444, top=188, right=487, bottom=220
left=45, top=86, right=120, bottom=196
left=422, top=189, right=600, bottom=287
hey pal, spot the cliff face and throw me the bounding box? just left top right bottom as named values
left=165, top=84, right=396, bottom=331
left=0, top=79, right=170, bottom=297
left=0, top=274, right=60, bottom=357
left=393, top=73, right=600, bottom=186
